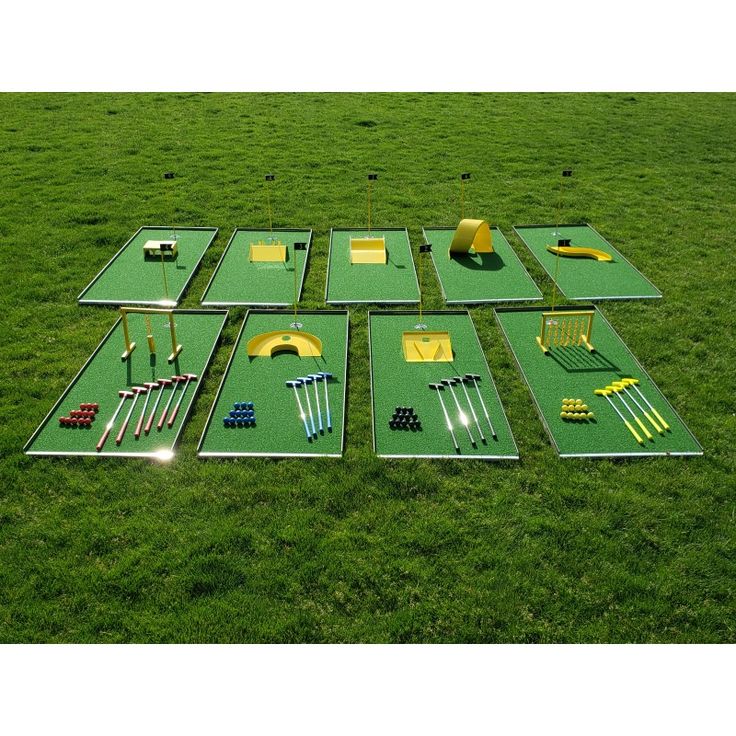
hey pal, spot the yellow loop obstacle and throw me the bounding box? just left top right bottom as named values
left=449, top=219, right=494, bottom=258
left=246, top=330, right=322, bottom=358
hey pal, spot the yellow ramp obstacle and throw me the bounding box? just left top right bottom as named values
left=449, top=219, right=494, bottom=258
left=545, top=244, right=612, bottom=262
left=349, top=236, right=387, bottom=264
left=247, top=330, right=322, bottom=358
left=402, top=331, right=453, bottom=363
left=249, top=239, right=287, bottom=262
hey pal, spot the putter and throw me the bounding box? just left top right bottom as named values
left=96, top=390, right=133, bottom=452
left=116, top=386, right=147, bottom=445
left=455, top=375, right=484, bottom=442
left=441, top=378, right=475, bottom=446
left=594, top=389, right=644, bottom=445
left=622, top=378, right=670, bottom=431
left=606, top=384, right=653, bottom=441
left=167, top=373, right=198, bottom=427
left=286, top=380, right=311, bottom=440
left=429, top=383, right=459, bottom=452
left=134, top=381, right=159, bottom=439
left=145, top=378, right=172, bottom=434
left=318, top=371, right=333, bottom=431
left=612, top=380, right=663, bottom=435
left=308, top=373, right=324, bottom=433
left=158, top=375, right=184, bottom=431
left=464, top=373, right=496, bottom=438
left=297, top=376, right=317, bottom=436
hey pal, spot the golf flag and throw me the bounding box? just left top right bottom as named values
left=368, top=173, right=378, bottom=180
left=265, top=174, right=275, bottom=181
left=558, top=238, right=571, bottom=247
left=419, top=243, right=432, bottom=253
left=562, top=169, right=573, bottom=177
left=163, top=172, right=174, bottom=179
left=461, top=172, right=471, bottom=180
left=294, top=242, right=307, bottom=251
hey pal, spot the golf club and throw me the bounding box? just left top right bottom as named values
left=96, top=390, right=133, bottom=452
left=134, top=381, right=159, bottom=439
left=464, top=373, right=496, bottom=438
left=606, top=384, right=653, bottom=441
left=116, top=386, right=147, bottom=445
left=308, top=373, right=324, bottom=433
left=612, top=380, right=663, bottom=435
left=594, top=388, right=644, bottom=445
left=441, top=378, right=475, bottom=446
left=167, top=373, right=198, bottom=427
left=297, top=376, right=317, bottom=437
left=429, top=383, right=459, bottom=452
left=318, top=371, right=333, bottom=431
left=286, top=380, right=311, bottom=440
left=454, top=375, right=484, bottom=442
left=158, top=375, right=184, bottom=431
left=145, top=378, right=172, bottom=434
left=622, top=378, right=670, bottom=431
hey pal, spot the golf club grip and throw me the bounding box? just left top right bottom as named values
left=96, top=427, right=111, bottom=452
left=167, top=404, right=180, bottom=427
left=144, top=410, right=156, bottom=434
left=115, top=418, right=130, bottom=444
left=157, top=408, right=168, bottom=430
left=134, top=410, right=146, bottom=438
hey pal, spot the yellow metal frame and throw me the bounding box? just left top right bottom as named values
left=402, top=331, right=453, bottom=363
left=246, top=330, right=322, bottom=358
left=449, top=219, right=493, bottom=258
left=120, top=307, right=182, bottom=363
left=536, top=310, right=595, bottom=354
left=249, top=240, right=287, bottom=263
left=545, top=244, right=612, bottom=262
left=349, top=236, right=387, bottom=265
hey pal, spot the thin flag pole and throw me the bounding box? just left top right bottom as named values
left=293, top=242, right=307, bottom=327
left=417, top=242, right=432, bottom=328
left=367, top=173, right=377, bottom=235
left=460, top=172, right=471, bottom=219
left=265, top=174, right=275, bottom=233
left=550, top=168, right=573, bottom=313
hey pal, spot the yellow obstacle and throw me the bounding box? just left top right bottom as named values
left=536, top=310, right=595, bottom=355
left=249, top=240, right=287, bottom=263
left=246, top=330, right=322, bottom=358
left=349, top=236, right=387, bottom=265
left=120, top=307, right=182, bottom=362
left=402, top=331, right=453, bottom=363
left=449, top=219, right=493, bottom=258
left=143, top=240, right=178, bottom=259
left=546, top=244, right=612, bottom=262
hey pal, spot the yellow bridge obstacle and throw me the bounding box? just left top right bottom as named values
left=120, top=307, right=182, bottom=363
left=536, top=310, right=595, bottom=355
left=349, top=236, right=387, bottom=264
left=246, top=330, right=322, bottom=358
left=249, top=239, right=287, bottom=263
left=448, top=219, right=494, bottom=258
left=401, top=331, right=453, bottom=363
left=545, top=244, right=612, bottom=262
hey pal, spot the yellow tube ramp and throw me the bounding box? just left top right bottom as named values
left=449, top=219, right=493, bottom=257
left=246, top=330, right=322, bottom=358
left=546, top=245, right=612, bottom=262
left=402, top=331, right=453, bottom=362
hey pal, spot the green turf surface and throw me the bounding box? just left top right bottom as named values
left=423, top=226, right=542, bottom=304
left=3, top=93, right=734, bottom=643
left=25, top=310, right=228, bottom=457
left=200, top=229, right=312, bottom=306
left=494, top=306, right=702, bottom=458
left=78, top=226, right=218, bottom=306
left=325, top=228, right=419, bottom=304
left=199, top=311, right=347, bottom=457
left=369, top=311, right=518, bottom=459
left=513, top=224, right=661, bottom=301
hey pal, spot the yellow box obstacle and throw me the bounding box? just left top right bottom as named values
left=536, top=310, right=595, bottom=354
left=349, top=236, right=387, bottom=265
left=402, top=331, right=454, bottom=363
left=545, top=244, right=612, bottom=262
left=449, top=219, right=494, bottom=258
left=120, top=307, right=182, bottom=363
left=246, top=330, right=322, bottom=358
left=249, top=239, right=287, bottom=263
left=143, top=240, right=178, bottom=259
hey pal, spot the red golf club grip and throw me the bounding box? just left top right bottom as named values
left=115, top=417, right=130, bottom=445
left=144, top=412, right=156, bottom=435
left=134, top=410, right=146, bottom=439
left=96, top=427, right=111, bottom=452
left=167, top=404, right=180, bottom=427
left=157, top=407, right=168, bottom=431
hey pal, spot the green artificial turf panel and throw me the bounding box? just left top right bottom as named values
left=2, top=93, right=735, bottom=644
left=199, top=311, right=347, bottom=457
left=78, top=226, right=217, bottom=306
left=201, top=229, right=312, bottom=306
left=513, top=224, right=661, bottom=301
left=494, top=306, right=702, bottom=457
left=423, top=226, right=543, bottom=304
left=325, top=228, right=420, bottom=304
left=25, top=310, right=228, bottom=457
left=369, top=311, right=517, bottom=459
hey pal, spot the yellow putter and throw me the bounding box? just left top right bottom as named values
left=594, top=389, right=643, bottom=445
left=246, top=330, right=322, bottom=358
left=606, top=384, right=653, bottom=441
left=621, top=378, right=670, bottom=431
left=613, top=380, right=663, bottom=435
left=449, top=219, right=493, bottom=258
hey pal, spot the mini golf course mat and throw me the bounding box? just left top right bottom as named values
left=368, top=311, right=518, bottom=460
left=200, top=228, right=312, bottom=306
left=513, top=224, right=661, bottom=301
left=325, top=228, right=420, bottom=304
left=198, top=310, right=348, bottom=458
left=494, top=305, right=702, bottom=458
left=422, top=226, right=543, bottom=304
left=78, top=226, right=218, bottom=306
left=24, top=310, right=228, bottom=458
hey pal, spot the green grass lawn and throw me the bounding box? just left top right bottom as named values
left=1, top=93, right=735, bottom=643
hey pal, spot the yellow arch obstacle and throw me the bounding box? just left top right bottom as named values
left=246, top=330, right=323, bottom=358
left=120, top=307, right=183, bottom=363
left=449, top=219, right=494, bottom=258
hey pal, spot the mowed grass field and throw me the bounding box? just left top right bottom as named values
left=1, top=93, right=734, bottom=643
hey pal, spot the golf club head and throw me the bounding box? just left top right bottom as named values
left=319, top=372, right=333, bottom=381
left=297, top=376, right=313, bottom=385
left=119, top=390, right=134, bottom=399
left=308, top=373, right=322, bottom=382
